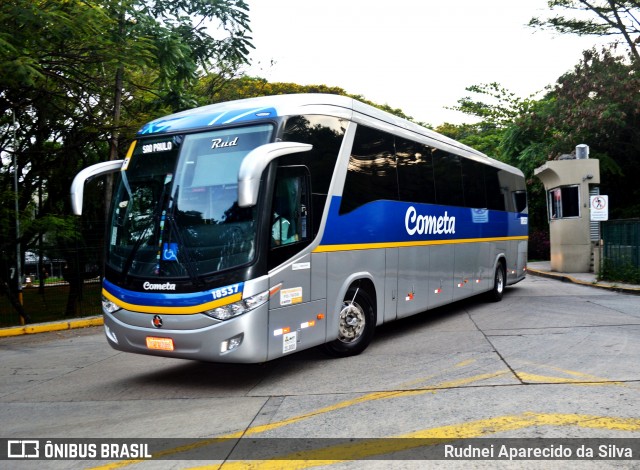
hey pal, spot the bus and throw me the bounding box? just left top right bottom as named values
left=71, top=94, right=528, bottom=363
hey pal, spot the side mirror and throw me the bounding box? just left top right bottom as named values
left=237, top=142, right=312, bottom=207
left=70, top=160, right=124, bottom=215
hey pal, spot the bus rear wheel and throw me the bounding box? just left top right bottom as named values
left=323, top=287, right=375, bottom=357
left=487, top=262, right=506, bottom=302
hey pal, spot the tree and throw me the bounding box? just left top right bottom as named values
left=505, top=47, right=640, bottom=218
left=104, top=0, right=253, bottom=161
left=437, top=83, right=538, bottom=158
left=0, top=0, right=253, bottom=321
left=529, top=0, right=640, bottom=64
left=193, top=75, right=425, bottom=123
left=437, top=83, right=552, bottom=256
left=448, top=82, right=537, bottom=129
left=435, top=122, right=503, bottom=158
left=1, top=0, right=114, bottom=317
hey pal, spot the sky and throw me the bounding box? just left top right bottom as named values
left=241, top=0, right=608, bottom=126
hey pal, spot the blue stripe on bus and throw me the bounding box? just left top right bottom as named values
left=137, top=107, right=278, bottom=135
left=319, top=197, right=528, bottom=247
left=103, top=279, right=245, bottom=308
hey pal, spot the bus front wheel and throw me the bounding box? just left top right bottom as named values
left=323, top=287, right=375, bottom=357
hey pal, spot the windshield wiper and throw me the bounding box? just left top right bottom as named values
left=163, top=185, right=203, bottom=287
left=121, top=175, right=172, bottom=281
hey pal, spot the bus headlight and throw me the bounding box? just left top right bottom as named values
left=102, top=296, right=121, bottom=314
left=204, top=290, right=269, bottom=321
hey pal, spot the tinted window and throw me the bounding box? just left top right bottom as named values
left=340, top=126, right=397, bottom=214
left=433, top=150, right=464, bottom=207
left=511, top=173, right=528, bottom=213
left=462, top=158, right=487, bottom=208
left=485, top=166, right=506, bottom=211
left=397, top=138, right=436, bottom=204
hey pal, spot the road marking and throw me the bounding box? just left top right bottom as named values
left=208, top=413, right=640, bottom=469
left=518, top=371, right=625, bottom=385
left=87, top=364, right=634, bottom=469
left=516, top=362, right=627, bottom=386
left=87, top=369, right=508, bottom=470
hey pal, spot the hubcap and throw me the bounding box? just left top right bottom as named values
left=337, top=301, right=365, bottom=343
left=496, top=269, right=504, bottom=293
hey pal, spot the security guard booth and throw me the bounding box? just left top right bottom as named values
left=534, top=145, right=601, bottom=273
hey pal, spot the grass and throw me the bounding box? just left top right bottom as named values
left=599, top=260, right=640, bottom=284
left=0, top=282, right=102, bottom=327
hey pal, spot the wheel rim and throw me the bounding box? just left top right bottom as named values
left=496, top=268, right=504, bottom=294
left=337, top=300, right=366, bottom=343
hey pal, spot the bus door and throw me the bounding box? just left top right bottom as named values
left=267, top=166, right=326, bottom=359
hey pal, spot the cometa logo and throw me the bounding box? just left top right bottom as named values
left=143, top=282, right=177, bottom=291
left=405, top=206, right=456, bottom=236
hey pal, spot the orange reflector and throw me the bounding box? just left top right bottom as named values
left=269, top=283, right=283, bottom=296
left=146, top=336, right=174, bottom=351
left=282, top=327, right=291, bottom=334
left=317, top=313, right=325, bottom=320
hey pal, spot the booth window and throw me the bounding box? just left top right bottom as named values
left=548, top=185, right=580, bottom=219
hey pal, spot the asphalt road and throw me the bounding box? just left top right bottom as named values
left=2, top=274, right=640, bottom=469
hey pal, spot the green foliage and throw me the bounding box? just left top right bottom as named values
left=0, top=0, right=254, bottom=296
left=193, top=75, right=423, bottom=122
left=440, top=47, right=640, bottom=236
left=435, top=122, right=499, bottom=158
left=503, top=47, right=640, bottom=219
left=599, top=259, right=640, bottom=284
left=195, top=75, right=348, bottom=102
left=449, top=82, right=538, bottom=129
left=0, top=282, right=102, bottom=327
left=437, top=83, right=539, bottom=159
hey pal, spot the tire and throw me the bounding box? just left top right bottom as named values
left=487, top=262, right=506, bottom=302
left=322, top=286, right=375, bottom=357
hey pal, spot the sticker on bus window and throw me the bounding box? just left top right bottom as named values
left=283, top=331, right=297, bottom=353
left=280, top=287, right=303, bottom=306
left=162, top=243, right=178, bottom=261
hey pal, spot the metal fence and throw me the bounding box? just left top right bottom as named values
left=601, top=219, right=640, bottom=276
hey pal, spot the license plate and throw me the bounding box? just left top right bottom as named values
left=146, top=336, right=175, bottom=351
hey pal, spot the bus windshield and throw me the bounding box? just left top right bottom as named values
left=106, top=124, right=274, bottom=279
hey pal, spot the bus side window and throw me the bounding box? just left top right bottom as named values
left=271, top=166, right=311, bottom=248
left=339, top=125, right=397, bottom=214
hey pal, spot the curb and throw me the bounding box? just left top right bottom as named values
left=526, top=268, right=640, bottom=295
left=0, top=316, right=104, bottom=338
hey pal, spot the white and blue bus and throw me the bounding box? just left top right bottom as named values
left=71, top=94, right=528, bottom=362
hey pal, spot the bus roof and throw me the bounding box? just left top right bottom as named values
left=137, top=94, right=522, bottom=176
